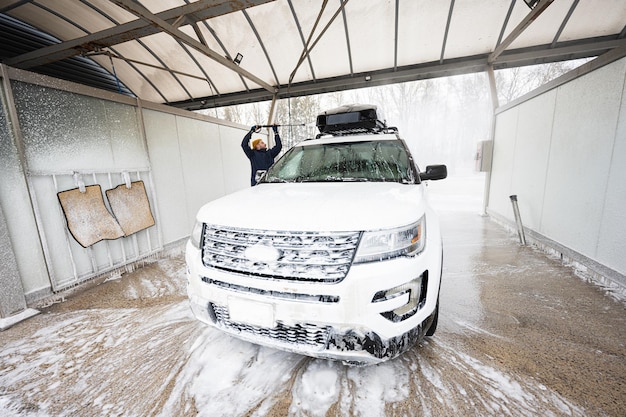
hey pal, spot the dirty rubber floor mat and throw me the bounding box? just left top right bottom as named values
left=58, top=184, right=125, bottom=247
left=106, top=180, right=155, bottom=236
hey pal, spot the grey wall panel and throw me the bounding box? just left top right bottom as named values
left=7, top=81, right=161, bottom=293
left=0, top=183, right=27, bottom=318
left=0, top=81, right=50, bottom=296
left=12, top=82, right=148, bottom=172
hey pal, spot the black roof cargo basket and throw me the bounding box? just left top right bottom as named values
left=316, top=104, right=388, bottom=136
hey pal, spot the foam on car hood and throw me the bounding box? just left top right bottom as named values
left=196, top=182, right=427, bottom=232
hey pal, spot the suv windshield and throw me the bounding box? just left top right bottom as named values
left=262, top=140, right=417, bottom=184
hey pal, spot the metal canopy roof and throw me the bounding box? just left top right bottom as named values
left=1, top=0, right=625, bottom=111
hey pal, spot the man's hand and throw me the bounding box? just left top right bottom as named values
left=250, top=125, right=258, bottom=132
left=272, top=125, right=278, bottom=134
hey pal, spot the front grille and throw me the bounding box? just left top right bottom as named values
left=201, top=277, right=340, bottom=303
left=209, top=303, right=331, bottom=347
left=201, top=225, right=360, bottom=282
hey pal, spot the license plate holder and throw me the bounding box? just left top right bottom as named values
left=228, top=297, right=275, bottom=328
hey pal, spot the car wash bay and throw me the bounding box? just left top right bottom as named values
left=1, top=8, right=626, bottom=416
left=0, top=176, right=624, bottom=417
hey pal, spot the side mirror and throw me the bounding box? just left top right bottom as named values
left=420, top=165, right=447, bottom=181
left=255, top=170, right=267, bottom=184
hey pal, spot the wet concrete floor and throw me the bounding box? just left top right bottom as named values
left=1, top=178, right=625, bottom=416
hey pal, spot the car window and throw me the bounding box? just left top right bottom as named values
left=264, top=140, right=417, bottom=183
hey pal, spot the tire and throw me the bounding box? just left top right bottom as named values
left=425, top=300, right=439, bottom=336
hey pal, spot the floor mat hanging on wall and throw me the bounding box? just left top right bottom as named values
left=106, top=181, right=155, bottom=236
left=57, top=185, right=125, bottom=247
left=58, top=180, right=155, bottom=248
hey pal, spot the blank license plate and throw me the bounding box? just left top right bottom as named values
left=228, top=297, right=275, bottom=328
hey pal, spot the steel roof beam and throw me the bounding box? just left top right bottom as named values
left=440, top=0, right=455, bottom=64
left=243, top=9, right=279, bottom=86
left=109, top=0, right=275, bottom=93
left=288, top=0, right=349, bottom=86
left=287, top=0, right=316, bottom=81
left=489, top=0, right=555, bottom=64
left=4, top=0, right=275, bottom=69
left=174, top=36, right=626, bottom=110
left=552, top=0, right=579, bottom=47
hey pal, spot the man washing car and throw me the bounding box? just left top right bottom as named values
left=241, top=124, right=282, bottom=186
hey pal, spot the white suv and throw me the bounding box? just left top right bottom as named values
left=186, top=105, right=447, bottom=365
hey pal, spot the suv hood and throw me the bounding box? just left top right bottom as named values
left=196, top=182, right=428, bottom=232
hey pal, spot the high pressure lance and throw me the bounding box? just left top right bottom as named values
left=251, top=124, right=305, bottom=133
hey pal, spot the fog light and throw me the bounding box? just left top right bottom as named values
left=389, top=280, right=421, bottom=316
left=373, top=271, right=428, bottom=322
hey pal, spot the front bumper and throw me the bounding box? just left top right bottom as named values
left=185, top=238, right=442, bottom=365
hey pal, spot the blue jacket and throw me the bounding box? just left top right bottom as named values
left=242, top=130, right=282, bottom=186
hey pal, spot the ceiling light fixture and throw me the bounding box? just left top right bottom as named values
left=234, top=53, right=243, bottom=65
left=524, top=0, right=540, bottom=9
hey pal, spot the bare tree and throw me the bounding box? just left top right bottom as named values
left=495, top=60, right=587, bottom=104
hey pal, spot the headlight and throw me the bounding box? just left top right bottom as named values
left=190, top=221, right=203, bottom=249
left=354, top=216, right=425, bottom=263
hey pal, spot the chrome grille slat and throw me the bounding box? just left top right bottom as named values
left=202, top=225, right=360, bottom=282
left=210, top=304, right=330, bottom=347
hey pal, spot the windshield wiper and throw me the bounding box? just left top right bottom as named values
left=265, top=177, right=290, bottom=183
left=341, top=177, right=370, bottom=182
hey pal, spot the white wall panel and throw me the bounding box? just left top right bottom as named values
left=596, top=75, right=626, bottom=271
left=177, top=117, right=225, bottom=228
left=510, top=91, right=556, bottom=230
left=143, top=110, right=189, bottom=244
left=143, top=110, right=250, bottom=245
left=488, top=108, right=517, bottom=217
left=219, top=125, right=256, bottom=195
left=2, top=70, right=253, bottom=303
left=490, top=57, right=626, bottom=277
left=541, top=62, right=622, bottom=258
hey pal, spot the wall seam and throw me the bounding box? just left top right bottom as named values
left=593, top=67, right=626, bottom=257
left=538, top=89, right=559, bottom=234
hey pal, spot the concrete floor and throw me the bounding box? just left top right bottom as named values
left=1, top=177, right=624, bottom=416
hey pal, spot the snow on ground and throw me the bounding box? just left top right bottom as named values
left=0, top=297, right=587, bottom=417
left=0, top=251, right=588, bottom=415
left=1, top=174, right=618, bottom=416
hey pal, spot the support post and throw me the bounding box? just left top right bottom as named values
left=509, top=195, right=527, bottom=245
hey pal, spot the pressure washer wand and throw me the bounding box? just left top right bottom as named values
left=254, top=124, right=306, bottom=128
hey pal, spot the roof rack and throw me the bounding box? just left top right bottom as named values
left=314, top=125, right=399, bottom=139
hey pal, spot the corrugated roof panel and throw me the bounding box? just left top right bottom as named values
left=345, top=0, right=395, bottom=73
left=205, top=9, right=269, bottom=87
left=37, top=0, right=116, bottom=33
left=560, top=0, right=626, bottom=42
left=84, top=0, right=137, bottom=25
left=9, top=3, right=86, bottom=41
left=184, top=45, right=251, bottom=95
left=244, top=0, right=307, bottom=86
left=120, top=34, right=193, bottom=102
left=396, top=0, right=449, bottom=66
left=1, top=0, right=624, bottom=109
left=444, top=0, right=513, bottom=59
left=302, top=1, right=352, bottom=81
left=508, top=0, right=576, bottom=49
left=142, top=0, right=190, bottom=15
